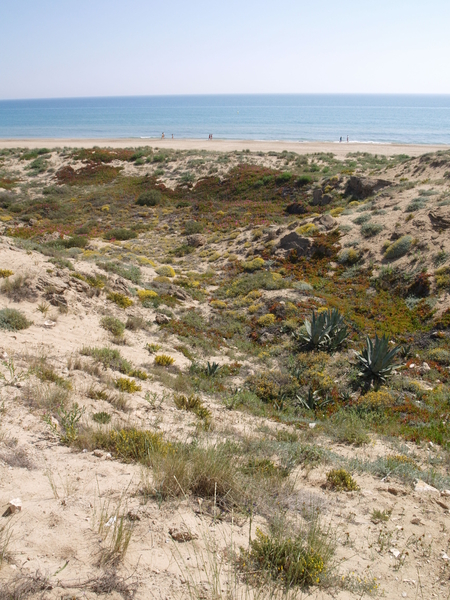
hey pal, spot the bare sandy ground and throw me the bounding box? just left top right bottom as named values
left=0, top=137, right=449, bottom=157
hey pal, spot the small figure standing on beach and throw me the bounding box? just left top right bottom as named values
left=172, top=134, right=174, bottom=139
left=161, top=132, right=165, bottom=139
left=347, top=135, right=349, bottom=142
left=340, top=136, right=342, bottom=142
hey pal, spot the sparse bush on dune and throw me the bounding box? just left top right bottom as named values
left=136, top=189, right=162, bottom=206
left=0, top=308, right=32, bottom=331
left=384, top=235, right=413, bottom=260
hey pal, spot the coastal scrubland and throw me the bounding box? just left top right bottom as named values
left=1, top=145, right=450, bottom=598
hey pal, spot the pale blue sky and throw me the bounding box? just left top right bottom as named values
left=1, top=0, right=450, bottom=99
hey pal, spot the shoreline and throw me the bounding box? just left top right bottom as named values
left=0, top=137, right=448, bottom=157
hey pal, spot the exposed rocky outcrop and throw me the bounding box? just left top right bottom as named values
left=345, top=176, right=391, bottom=199
left=429, top=207, right=450, bottom=229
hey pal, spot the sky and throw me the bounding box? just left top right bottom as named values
left=1, top=0, right=450, bottom=99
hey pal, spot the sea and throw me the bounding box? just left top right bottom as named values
left=1, top=94, right=450, bottom=145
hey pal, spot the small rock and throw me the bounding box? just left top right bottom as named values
left=43, top=320, right=56, bottom=329
left=435, top=500, right=449, bottom=510
left=442, top=553, right=450, bottom=561
left=390, top=547, right=401, bottom=558
left=93, top=449, right=104, bottom=458
left=169, top=527, right=198, bottom=543
left=414, top=480, right=439, bottom=493
left=421, top=362, right=431, bottom=371
left=186, top=234, right=206, bottom=248
left=387, top=487, right=402, bottom=496
left=441, top=490, right=450, bottom=497
left=155, top=313, right=171, bottom=325
left=2, top=498, right=22, bottom=517
left=308, top=422, right=316, bottom=429
left=411, top=517, right=423, bottom=525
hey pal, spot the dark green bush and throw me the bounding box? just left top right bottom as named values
left=0, top=308, right=32, bottom=331
left=104, top=228, right=137, bottom=241
left=136, top=190, right=162, bottom=206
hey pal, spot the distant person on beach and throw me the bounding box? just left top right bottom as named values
left=340, top=136, right=342, bottom=142
left=172, top=134, right=173, bottom=139
left=162, top=133, right=165, bottom=139
left=347, top=135, right=349, bottom=142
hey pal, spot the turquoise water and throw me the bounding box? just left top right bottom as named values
left=1, top=95, right=450, bottom=144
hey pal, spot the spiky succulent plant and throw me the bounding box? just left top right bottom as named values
left=354, top=334, right=401, bottom=384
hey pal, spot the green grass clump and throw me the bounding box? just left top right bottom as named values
left=92, top=411, right=112, bottom=424
left=384, top=235, right=413, bottom=260
left=115, top=377, right=142, bottom=393
left=326, top=469, right=359, bottom=491
left=100, top=316, right=125, bottom=337
left=0, top=308, right=32, bottom=331
left=154, top=354, right=175, bottom=366
left=80, top=346, right=132, bottom=374
left=0, top=269, right=13, bottom=278
left=240, top=520, right=333, bottom=588
left=361, top=222, right=383, bottom=238
left=107, top=292, right=133, bottom=308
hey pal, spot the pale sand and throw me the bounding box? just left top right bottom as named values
left=0, top=137, right=449, bottom=157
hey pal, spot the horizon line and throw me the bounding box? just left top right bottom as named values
left=2, top=92, right=450, bottom=103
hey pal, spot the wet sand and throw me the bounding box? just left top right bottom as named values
left=0, top=137, right=448, bottom=157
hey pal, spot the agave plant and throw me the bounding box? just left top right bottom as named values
left=354, top=334, right=401, bottom=384
left=294, top=388, right=333, bottom=411
left=204, top=361, right=221, bottom=377
left=295, top=308, right=348, bottom=352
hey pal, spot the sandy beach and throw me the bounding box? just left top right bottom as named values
left=0, top=137, right=449, bottom=157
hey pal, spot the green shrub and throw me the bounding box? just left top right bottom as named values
left=240, top=520, right=333, bottom=588
left=0, top=308, right=32, bottom=331
left=427, top=348, right=450, bottom=365
left=80, top=346, right=132, bottom=374
left=384, top=235, right=413, bottom=260
left=107, top=292, right=133, bottom=308
left=154, top=354, right=175, bottom=366
left=100, top=316, right=125, bottom=337
left=337, top=248, right=360, bottom=265
left=92, top=412, right=111, bottom=424
left=115, top=377, right=141, bottom=393
left=155, top=265, right=175, bottom=278
left=257, top=313, right=276, bottom=327
left=136, top=190, right=162, bottom=206
left=97, top=261, right=141, bottom=284
left=92, top=428, right=170, bottom=464
left=104, top=228, right=137, bottom=241
left=326, top=469, right=359, bottom=491
left=184, top=220, right=203, bottom=235
left=242, top=257, right=265, bottom=272
left=361, top=222, right=383, bottom=238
